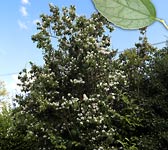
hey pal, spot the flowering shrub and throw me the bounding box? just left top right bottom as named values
left=1, top=4, right=168, bottom=150
left=1, top=5, right=143, bottom=150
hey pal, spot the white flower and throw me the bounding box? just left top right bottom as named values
left=97, top=94, right=100, bottom=97
left=103, top=125, right=107, bottom=129
left=83, top=94, right=88, bottom=101
left=104, top=87, right=109, bottom=91
left=92, top=137, right=95, bottom=140
left=103, top=83, right=108, bottom=86
left=78, top=113, right=82, bottom=117
left=98, top=146, right=104, bottom=150
left=88, top=116, right=92, bottom=119
left=102, top=130, right=105, bottom=133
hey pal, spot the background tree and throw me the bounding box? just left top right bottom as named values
left=137, top=47, right=168, bottom=150
left=117, top=32, right=168, bottom=150
left=0, top=81, right=12, bottom=149
left=0, top=81, right=7, bottom=101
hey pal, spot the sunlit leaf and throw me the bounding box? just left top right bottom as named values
left=93, top=0, right=157, bottom=29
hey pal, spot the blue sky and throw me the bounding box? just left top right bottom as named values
left=0, top=0, right=168, bottom=94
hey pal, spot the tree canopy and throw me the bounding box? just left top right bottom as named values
left=0, top=4, right=168, bottom=150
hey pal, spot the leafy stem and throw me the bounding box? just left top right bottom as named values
left=156, top=18, right=168, bottom=29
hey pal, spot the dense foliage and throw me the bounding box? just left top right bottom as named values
left=0, top=4, right=168, bottom=150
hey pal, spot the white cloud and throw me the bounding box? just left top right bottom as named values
left=3, top=74, right=20, bottom=98
left=21, top=0, right=30, bottom=5
left=9, top=74, right=21, bottom=92
left=18, top=20, right=28, bottom=30
left=20, top=6, right=28, bottom=16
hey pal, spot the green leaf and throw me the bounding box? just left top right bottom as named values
left=92, top=0, right=156, bottom=29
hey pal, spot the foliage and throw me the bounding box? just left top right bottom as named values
left=117, top=33, right=168, bottom=149
left=0, top=4, right=168, bottom=150
left=0, top=102, right=13, bottom=148
left=137, top=47, right=168, bottom=150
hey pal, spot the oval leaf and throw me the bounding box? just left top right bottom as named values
left=93, top=0, right=156, bottom=29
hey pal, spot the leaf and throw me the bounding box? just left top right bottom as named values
left=92, top=0, right=156, bottom=29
